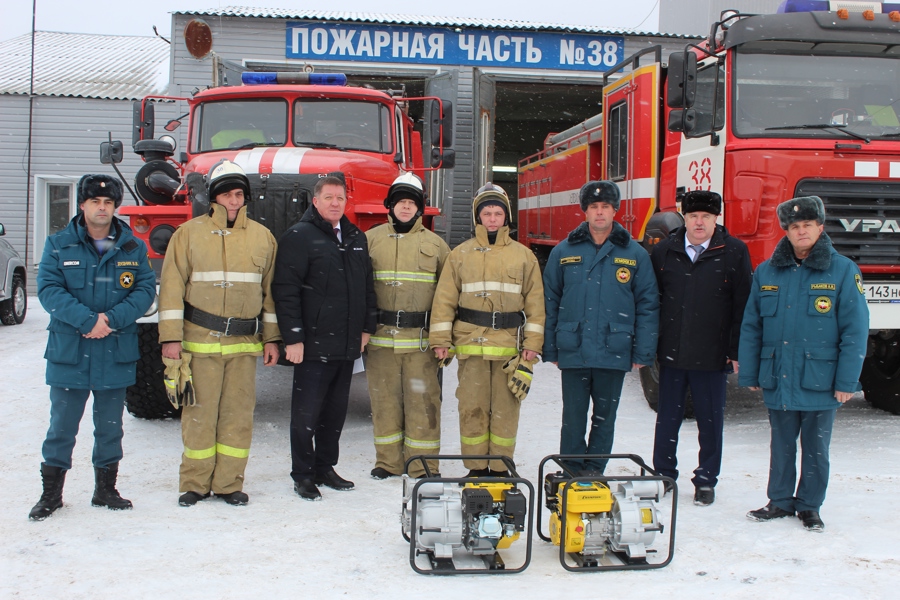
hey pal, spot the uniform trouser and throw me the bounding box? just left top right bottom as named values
left=766, top=407, right=836, bottom=513
left=367, top=346, right=442, bottom=477
left=180, top=353, right=258, bottom=495
left=290, top=360, right=353, bottom=481
left=42, top=387, right=126, bottom=470
left=559, top=368, right=627, bottom=474
left=653, top=365, right=727, bottom=488
left=456, top=357, right=521, bottom=471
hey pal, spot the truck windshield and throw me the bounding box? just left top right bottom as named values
left=293, top=99, right=391, bottom=153
left=733, top=50, right=900, bottom=141
left=193, top=99, right=288, bottom=152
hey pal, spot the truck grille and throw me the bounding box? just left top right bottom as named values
left=795, top=180, right=900, bottom=266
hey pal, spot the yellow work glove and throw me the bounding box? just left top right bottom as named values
left=503, top=355, right=536, bottom=401
left=179, top=352, right=196, bottom=407
left=162, top=356, right=183, bottom=409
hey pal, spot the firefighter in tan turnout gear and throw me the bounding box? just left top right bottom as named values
left=430, top=183, right=545, bottom=477
left=366, top=173, right=450, bottom=479
left=159, top=160, right=281, bottom=507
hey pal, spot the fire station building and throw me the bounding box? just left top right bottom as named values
left=166, top=9, right=691, bottom=245
left=1, top=9, right=693, bottom=284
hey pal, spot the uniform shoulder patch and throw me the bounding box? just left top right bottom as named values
left=613, top=257, right=637, bottom=266
left=761, top=285, right=779, bottom=292
left=560, top=256, right=582, bottom=265
left=122, top=240, right=139, bottom=252
left=855, top=273, right=865, bottom=295
left=810, top=283, right=836, bottom=291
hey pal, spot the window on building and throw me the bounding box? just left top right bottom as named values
left=48, top=184, right=72, bottom=237
left=33, top=176, right=77, bottom=266
left=607, top=101, right=628, bottom=180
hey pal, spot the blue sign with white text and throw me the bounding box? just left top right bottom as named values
left=285, top=22, right=624, bottom=72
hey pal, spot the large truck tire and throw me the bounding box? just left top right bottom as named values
left=126, top=323, right=182, bottom=419
left=860, top=354, right=900, bottom=415
left=639, top=359, right=694, bottom=419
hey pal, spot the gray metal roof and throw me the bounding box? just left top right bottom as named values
left=175, top=6, right=693, bottom=38
left=0, top=31, right=170, bottom=100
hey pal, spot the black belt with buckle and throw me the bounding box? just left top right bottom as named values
left=457, top=306, right=525, bottom=330
left=376, top=309, right=429, bottom=328
left=184, top=303, right=260, bottom=337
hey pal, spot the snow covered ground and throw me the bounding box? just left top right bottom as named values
left=3, top=303, right=899, bottom=598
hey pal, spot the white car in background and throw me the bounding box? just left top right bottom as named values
left=0, top=223, right=26, bottom=325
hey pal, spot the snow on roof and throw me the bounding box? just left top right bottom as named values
left=174, top=6, right=692, bottom=39
left=0, top=31, right=170, bottom=100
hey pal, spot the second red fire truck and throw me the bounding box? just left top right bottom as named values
left=518, top=6, right=900, bottom=413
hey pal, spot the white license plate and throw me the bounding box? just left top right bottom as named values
left=865, top=283, right=900, bottom=303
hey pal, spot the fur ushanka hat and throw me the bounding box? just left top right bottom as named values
left=776, top=196, right=825, bottom=229
left=579, top=180, right=620, bottom=211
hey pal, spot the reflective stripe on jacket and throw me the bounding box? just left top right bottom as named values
left=158, top=203, right=280, bottom=355
left=366, top=218, right=450, bottom=353
left=429, top=225, right=545, bottom=359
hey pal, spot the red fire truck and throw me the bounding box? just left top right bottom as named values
left=518, top=7, right=900, bottom=414
left=102, top=72, right=454, bottom=418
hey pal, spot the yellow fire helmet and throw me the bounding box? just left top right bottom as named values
left=471, top=182, right=511, bottom=226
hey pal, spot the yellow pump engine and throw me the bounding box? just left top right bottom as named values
left=539, top=454, right=676, bottom=571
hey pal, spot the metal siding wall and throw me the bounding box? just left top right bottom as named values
left=172, top=14, right=288, bottom=97
left=0, top=95, right=177, bottom=293
left=449, top=67, right=476, bottom=247
left=0, top=95, right=30, bottom=259
left=660, top=0, right=782, bottom=36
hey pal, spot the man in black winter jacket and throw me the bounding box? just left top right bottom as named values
left=272, top=176, right=377, bottom=501
left=649, top=191, right=752, bottom=507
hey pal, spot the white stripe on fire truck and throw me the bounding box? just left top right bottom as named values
left=271, top=148, right=310, bottom=173
left=233, top=148, right=269, bottom=175
left=519, top=178, right=657, bottom=211
left=615, top=178, right=657, bottom=201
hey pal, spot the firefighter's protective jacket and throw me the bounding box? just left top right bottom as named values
left=158, top=203, right=280, bottom=354
left=430, top=225, right=545, bottom=359
left=366, top=217, right=450, bottom=353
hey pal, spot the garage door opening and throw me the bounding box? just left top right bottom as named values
left=492, top=80, right=604, bottom=234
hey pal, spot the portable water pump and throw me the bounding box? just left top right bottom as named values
left=537, top=454, right=676, bottom=571
left=401, top=455, right=534, bottom=574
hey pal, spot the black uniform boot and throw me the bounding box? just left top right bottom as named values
left=91, top=462, right=133, bottom=510
left=29, top=463, right=67, bottom=521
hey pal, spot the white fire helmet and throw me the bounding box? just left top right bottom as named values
left=384, top=172, right=426, bottom=213
left=207, top=159, right=251, bottom=201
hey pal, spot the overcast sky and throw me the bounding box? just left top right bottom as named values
left=1, top=1, right=660, bottom=42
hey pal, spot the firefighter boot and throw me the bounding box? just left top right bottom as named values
left=91, top=462, right=133, bottom=510
left=28, top=463, right=66, bottom=521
